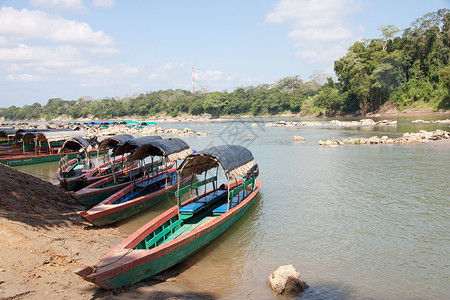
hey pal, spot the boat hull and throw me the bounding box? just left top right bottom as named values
left=0, top=153, right=78, bottom=166
left=75, top=179, right=261, bottom=289
left=56, top=158, right=95, bottom=191
left=73, top=182, right=129, bottom=206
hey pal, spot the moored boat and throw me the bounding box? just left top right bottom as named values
left=75, top=144, right=261, bottom=289
left=72, top=159, right=172, bottom=206
left=56, top=136, right=98, bottom=191
left=82, top=135, right=160, bottom=186
left=0, top=130, right=90, bottom=166
left=78, top=137, right=193, bottom=226
left=82, top=134, right=135, bottom=185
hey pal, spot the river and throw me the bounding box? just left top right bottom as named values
left=15, top=116, right=450, bottom=299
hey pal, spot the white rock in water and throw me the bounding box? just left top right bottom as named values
left=267, top=265, right=308, bottom=295
left=293, top=135, right=305, bottom=142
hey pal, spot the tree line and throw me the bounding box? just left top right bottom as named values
left=1, top=9, right=448, bottom=121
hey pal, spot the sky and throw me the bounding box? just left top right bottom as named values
left=0, top=0, right=448, bottom=108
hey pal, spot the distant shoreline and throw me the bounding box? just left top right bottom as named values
left=1, top=109, right=449, bottom=123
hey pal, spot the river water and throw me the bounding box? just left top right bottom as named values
left=15, top=116, right=450, bottom=299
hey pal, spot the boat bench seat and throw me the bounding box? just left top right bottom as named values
left=212, top=190, right=251, bottom=216
left=135, top=173, right=169, bottom=189
left=179, top=190, right=227, bottom=215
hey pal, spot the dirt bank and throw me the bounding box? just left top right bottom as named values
left=0, top=164, right=210, bottom=300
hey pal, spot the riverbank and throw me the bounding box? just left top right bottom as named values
left=1, top=108, right=449, bottom=124
left=0, top=164, right=210, bottom=300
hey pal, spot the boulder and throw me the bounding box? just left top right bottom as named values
left=267, top=265, right=308, bottom=296
left=360, top=119, right=376, bottom=125
left=293, top=135, right=305, bottom=142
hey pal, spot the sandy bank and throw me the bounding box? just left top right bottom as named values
left=0, top=165, right=210, bottom=299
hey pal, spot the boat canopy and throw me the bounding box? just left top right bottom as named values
left=140, top=121, right=157, bottom=126
left=13, top=128, right=75, bottom=140
left=128, top=138, right=191, bottom=162
left=112, top=136, right=162, bottom=156
left=0, top=128, right=16, bottom=137
left=22, top=131, right=89, bottom=143
left=97, top=134, right=134, bottom=152
left=120, top=121, right=140, bottom=125
left=60, top=136, right=90, bottom=152
left=178, top=145, right=255, bottom=180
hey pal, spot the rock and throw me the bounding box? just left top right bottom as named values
left=360, top=119, right=376, bottom=125
left=267, top=265, right=308, bottom=296
left=183, top=128, right=195, bottom=133
left=252, top=123, right=258, bottom=127
left=293, top=135, right=305, bottom=142
left=320, top=130, right=449, bottom=146
left=375, top=120, right=397, bottom=126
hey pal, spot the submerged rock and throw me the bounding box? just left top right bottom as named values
left=267, top=265, right=308, bottom=296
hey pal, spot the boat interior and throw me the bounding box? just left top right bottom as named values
left=134, top=176, right=256, bottom=251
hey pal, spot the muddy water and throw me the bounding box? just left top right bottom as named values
left=17, top=117, right=450, bottom=299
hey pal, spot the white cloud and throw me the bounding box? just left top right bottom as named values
left=196, top=70, right=234, bottom=82
left=265, top=0, right=362, bottom=62
left=92, top=0, right=115, bottom=8
left=30, top=0, right=85, bottom=12
left=0, top=44, right=84, bottom=71
left=6, top=73, right=47, bottom=82
left=0, top=5, right=121, bottom=82
left=0, top=7, right=115, bottom=47
left=72, top=64, right=141, bottom=87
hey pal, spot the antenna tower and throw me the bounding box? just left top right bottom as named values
left=192, top=66, right=196, bottom=93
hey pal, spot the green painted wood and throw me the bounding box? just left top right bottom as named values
left=102, top=196, right=256, bottom=289
left=175, top=176, right=217, bottom=198
left=0, top=153, right=78, bottom=166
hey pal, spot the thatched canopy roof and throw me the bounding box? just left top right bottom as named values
left=128, top=138, right=191, bottom=162
left=21, top=131, right=89, bottom=143
left=98, top=134, right=134, bottom=152
left=112, top=136, right=162, bottom=156
left=59, top=136, right=90, bottom=153
left=178, top=145, right=255, bottom=180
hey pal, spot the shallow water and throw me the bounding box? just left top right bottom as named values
left=16, top=116, right=450, bottom=299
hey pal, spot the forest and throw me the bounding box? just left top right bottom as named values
left=1, top=9, right=449, bottom=121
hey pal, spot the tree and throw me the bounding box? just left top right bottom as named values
left=379, top=25, right=400, bottom=50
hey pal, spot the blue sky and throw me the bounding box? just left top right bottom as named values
left=0, top=0, right=448, bottom=108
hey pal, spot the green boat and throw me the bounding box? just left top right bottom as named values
left=75, top=144, right=261, bottom=289
left=0, top=130, right=91, bottom=166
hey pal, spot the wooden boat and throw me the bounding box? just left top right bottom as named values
left=72, top=160, right=173, bottom=206
left=78, top=137, right=193, bottom=226
left=0, top=130, right=90, bottom=166
left=84, top=134, right=151, bottom=186
left=75, top=144, right=261, bottom=289
left=56, top=136, right=98, bottom=191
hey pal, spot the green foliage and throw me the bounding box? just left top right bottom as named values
left=334, top=9, right=449, bottom=114
left=1, top=10, right=448, bottom=121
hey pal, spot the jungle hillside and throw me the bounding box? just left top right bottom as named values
left=1, top=9, right=449, bottom=121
